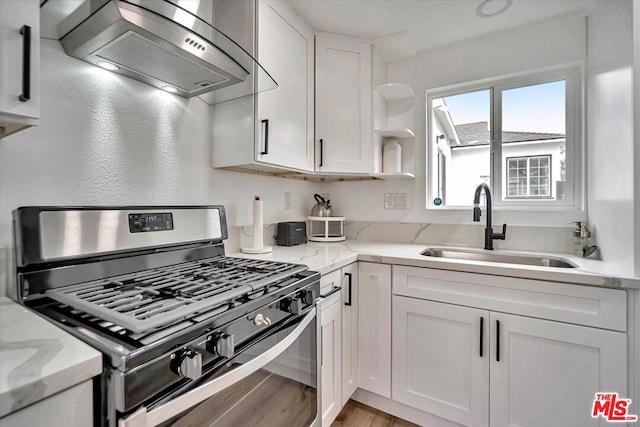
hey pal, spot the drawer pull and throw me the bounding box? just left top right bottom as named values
left=479, top=316, right=484, bottom=358
left=344, top=272, right=352, bottom=306
left=19, top=25, right=31, bottom=102
left=496, top=320, right=501, bottom=362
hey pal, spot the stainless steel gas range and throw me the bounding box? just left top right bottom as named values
left=11, top=206, right=320, bottom=427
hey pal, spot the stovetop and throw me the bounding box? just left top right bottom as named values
left=14, top=206, right=321, bottom=371
left=46, top=256, right=307, bottom=333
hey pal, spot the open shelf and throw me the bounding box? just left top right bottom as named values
left=375, top=129, right=415, bottom=139
left=373, top=172, right=416, bottom=180
left=375, top=83, right=414, bottom=101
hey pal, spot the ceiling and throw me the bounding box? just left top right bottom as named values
left=285, top=0, right=595, bottom=54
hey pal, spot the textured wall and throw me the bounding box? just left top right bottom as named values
left=0, top=40, right=318, bottom=296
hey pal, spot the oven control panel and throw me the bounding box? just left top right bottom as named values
left=128, top=213, right=174, bottom=233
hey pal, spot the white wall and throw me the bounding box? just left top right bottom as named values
left=0, top=40, right=318, bottom=296
left=325, top=13, right=587, bottom=228
left=586, top=0, right=635, bottom=276
left=634, top=1, right=640, bottom=277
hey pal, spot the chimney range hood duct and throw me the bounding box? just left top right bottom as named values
left=58, top=0, right=276, bottom=102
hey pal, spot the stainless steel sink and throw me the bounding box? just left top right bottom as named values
left=420, top=248, right=577, bottom=268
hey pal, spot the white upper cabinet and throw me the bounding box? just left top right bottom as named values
left=255, top=0, right=314, bottom=171
left=315, top=33, right=372, bottom=174
left=0, top=0, right=40, bottom=139
left=212, top=0, right=314, bottom=173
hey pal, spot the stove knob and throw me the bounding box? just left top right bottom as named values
left=288, top=297, right=303, bottom=315
left=304, top=289, right=316, bottom=305
left=213, top=333, right=235, bottom=358
left=172, top=349, right=202, bottom=380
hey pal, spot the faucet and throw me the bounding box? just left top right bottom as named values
left=473, top=183, right=507, bottom=250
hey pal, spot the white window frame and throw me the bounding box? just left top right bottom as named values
left=426, top=65, right=584, bottom=213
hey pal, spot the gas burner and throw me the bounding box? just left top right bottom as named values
left=45, top=256, right=307, bottom=333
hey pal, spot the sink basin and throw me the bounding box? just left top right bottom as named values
left=420, top=248, right=577, bottom=268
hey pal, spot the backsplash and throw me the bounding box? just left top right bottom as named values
left=344, top=221, right=574, bottom=253
left=225, top=221, right=574, bottom=255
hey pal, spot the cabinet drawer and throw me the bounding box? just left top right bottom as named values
left=393, top=266, right=626, bottom=331
left=320, top=268, right=342, bottom=296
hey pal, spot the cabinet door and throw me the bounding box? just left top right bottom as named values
left=490, top=313, right=627, bottom=427
left=0, top=380, right=93, bottom=427
left=341, top=263, right=358, bottom=405
left=0, top=0, right=40, bottom=137
left=256, top=0, right=314, bottom=172
left=320, top=295, right=342, bottom=427
left=315, top=33, right=372, bottom=173
left=393, top=296, right=489, bottom=427
left=358, top=262, right=391, bottom=397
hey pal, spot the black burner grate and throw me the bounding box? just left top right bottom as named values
left=46, top=256, right=307, bottom=333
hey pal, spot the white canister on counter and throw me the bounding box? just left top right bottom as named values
left=382, top=139, right=402, bottom=173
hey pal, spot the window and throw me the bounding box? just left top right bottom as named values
left=427, top=67, right=581, bottom=210
left=506, top=155, right=551, bottom=198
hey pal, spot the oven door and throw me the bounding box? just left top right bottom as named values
left=118, top=308, right=318, bottom=427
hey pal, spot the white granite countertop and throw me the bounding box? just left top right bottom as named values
left=231, top=240, right=640, bottom=289
left=1, top=239, right=634, bottom=419
left=0, top=297, right=103, bottom=418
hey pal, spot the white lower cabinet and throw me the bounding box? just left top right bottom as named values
left=319, top=262, right=359, bottom=427
left=490, top=312, right=627, bottom=427
left=358, top=262, right=391, bottom=398
left=0, top=380, right=93, bottom=427
left=392, top=294, right=628, bottom=427
left=341, top=262, right=359, bottom=405
left=320, top=290, right=342, bottom=427
left=392, top=296, right=489, bottom=427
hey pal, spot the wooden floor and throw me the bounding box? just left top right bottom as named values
left=332, top=400, right=419, bottom=427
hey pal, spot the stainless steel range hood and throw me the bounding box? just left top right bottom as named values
left=58, top=0, right=275, bottom=101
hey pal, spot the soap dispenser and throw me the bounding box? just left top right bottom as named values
left=570, top=221, right=592, bottom=257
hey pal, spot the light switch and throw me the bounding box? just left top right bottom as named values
left=384, top=193, right=407, bottom=210
left=283, top=192, right=292, bottom=210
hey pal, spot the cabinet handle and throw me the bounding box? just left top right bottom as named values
left=320, top=326, right=323, bottom=367
left=19, top=25, right=31, bottom=102
left=319, top=138, right=324, bottom=167
left=344, top=272, right=352, bottom=306
left=260, top=119, right=269, bottom=155
left=479, top=316, right=484, bottom=358
left=496, top=320, right=500, bottom=362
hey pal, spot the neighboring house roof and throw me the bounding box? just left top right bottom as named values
left=454, top=121, right=565, bottom=146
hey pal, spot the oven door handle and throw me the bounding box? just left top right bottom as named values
left=118, top=308, right=316, bottom=427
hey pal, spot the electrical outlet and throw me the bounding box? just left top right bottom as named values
left=384, top=193, right=407, bottom=210
left=283, top=192, right=292, bottom=210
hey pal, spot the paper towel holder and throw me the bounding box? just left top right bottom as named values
left=242, top=195, right=273, bottom=254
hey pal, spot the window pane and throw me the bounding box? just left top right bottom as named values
left=501, top=80, right=565, bottom=201
left=431, top=89, right=490, bottom=206
left=505, top=155, right=552, bottom=199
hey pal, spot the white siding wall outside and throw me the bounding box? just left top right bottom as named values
left=443, top=141, right=564, bottom=206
